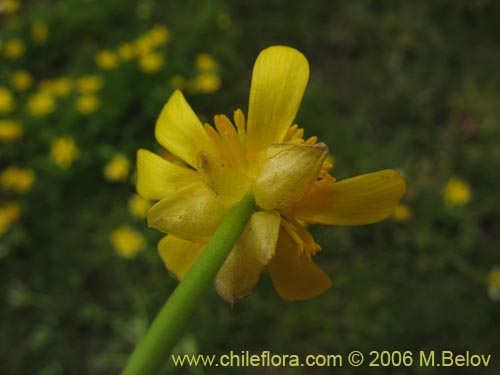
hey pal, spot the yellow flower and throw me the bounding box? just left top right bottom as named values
left=0, top=166, right=35, bottom=193
left=117, top=43, right=135, bottom=60
left=0, top=120, right=23, bottom=141
left=487, top=267, right=500, bottom=301
left=134, top=36, right=153, bottom=56
left=128, top=194, right=152, bottom=220
left=51, top=77, right=73, bottom=97
left=3, top=38, right=24, bottom=59
left=31, top=22, right=48, bottom=43
left=136, top=46, right=406, bottom=303
left=170, top=75, right=186, bottom=90
left=77, top=75, right=103, bottom=94
left=110, top=226, right=144, bottom=258
left=0, top=86, right=15, bottom=114
left=196, top=53, right=217, bottom=72
left=50, top=136, right=80, bottom=168
left=138, top=52, right=164, bottom=74
left=443, top=177, right=471, bottom=206
left=392, top=204, right=412, bottom=221
left=27, top=92, right=55, bottom=116
left=95, top=50, right=119, bottom=69
left=0, top=202, right=21, bottom=235
left=103, top=154, right=130, bottom=182
left=148, top=25, right=170, bottom=46
left=191, top=73, right=221, bottom=94
left=11, top=70, right=33, bottom=91
left=2, top=0, right=20, bottom=14
left=75, top=94, right=100, bottom=114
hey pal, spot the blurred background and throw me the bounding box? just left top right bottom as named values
left=1, top=0, right=499, bottom=374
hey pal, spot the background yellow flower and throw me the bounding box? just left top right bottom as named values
left=0, top=120, right=23, bottom=141
left=75, top=94, right=100, bottom=114
left=0, top=87, right=15, bottom=113
left=95, top=50, right=119, bottom=69
left=443, top=177, right=471, bottom=206
left=50, top=137, right=80, bottom=168
left=11, top=70, right=33, bottom=91
left=138, top=52, right=164, bottom=73
left=27, top=92, right=55, bottom=116
left=392, top=204, right=412, bottom=221
left=127, top=194, right=152, bottom=220
left=31, top=22, right=48, bottom=43
left=3, top=38, right=24, bottom=58
left=103, top=154, right=130, bottom=182
left=0, top=166, right=35, bottom=192
left=110, top=226, right=144, bottom=258
left=77, top=75, right=103, bottom=94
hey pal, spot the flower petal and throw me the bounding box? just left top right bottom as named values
left=158, top=235, right=204, bottom=279
left=292, top=169, right=406, bottom=225
left=269, top=226, right=332, bottom=300
left=253, top=143, right=328, bottom=210
left=147, top=182, right=225, bottom=241
left=197, top=151, right=252, bottom=205
left=155, top=90, right=216, bottom=167
left=214, top=211, right=281, bottom=303
left=136, top=149, right=199, bottom=200
left=246, top=46, right=309, bottom=157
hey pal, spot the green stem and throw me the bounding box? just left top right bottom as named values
left=121, top=193, right=257, bottom=375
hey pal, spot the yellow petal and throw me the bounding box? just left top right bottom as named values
left=136, top=149, right=199, bottom=200
left=214, top=210, right=281, bottom=303
left=246, top=46, right=310, bottom=157
left=253, top=142, right=328, bottom=210
left=268, top=226, right=332, bottom=300
left=197, top=151, right=252, bottom=205
left=155, top=90, right=216, bottom=167
left=147, top=182, right=225, bottom=241
left=158, top=235, right=204, bottom=279
left=293, top=169, right=406, bottom=225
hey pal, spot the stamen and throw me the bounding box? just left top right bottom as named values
left=214, top=115, right=247, bottom=169
left=282, top=217, right=321, bottom=260
left=233, top=109, right=247, bottom=147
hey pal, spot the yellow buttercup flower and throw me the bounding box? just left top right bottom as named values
left=110, top=226, right=144, bottom=258
left=148, top=25, right=170, bottom=46
left=170, top=75, right=186, bottom=90
left=95, top=50, right=119, bottom=69
left=443, top=177, right=471, bottom=207
left=0, top=120, right=23, bottom=141
left=191, top=73, right=221, bottom=94
left=51, top=77, right=73, bottom=97
left=0, top=87, right=15, bottom=114
left=392, top=204, right=412, bottom=221
left=0, top=202, right=21, bottom=235
left=75, top=94, right=100, bottom=114
left=77, top=75, right=103, bottom=93
left=27, top=92, right=55, bottom=116
left=136, top=46, right=406, bottom=303
left=103, top=154, right=130, bottom=182
left=0, top=166, right=35, bottom=193
left=2, top=0, right=20, bottom=14
left=3, top=38, right=25, bottom=59
left=31, top=22, right=49, bottom=43
left=117, top=43, right=135, bottom=60
left=50, top=136, right=80, bottom=168
left=128, top=194, right=152, bottom=220
left=138, top=52, right=164, bottom=73
left=196, top=53, right=217, bottom=72
left=11, top=70, right=33, bottom=91
left=487, top=266, right=500, bottom=301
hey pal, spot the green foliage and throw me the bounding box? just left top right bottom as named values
left=1, top=0, right=499, bottom=374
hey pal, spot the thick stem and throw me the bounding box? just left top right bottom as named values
left=121, top=193, right=257, bottom=375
